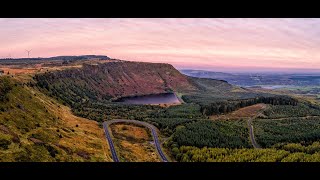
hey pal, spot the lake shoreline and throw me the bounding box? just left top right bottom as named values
left=115, top=92, right=181, bottom=105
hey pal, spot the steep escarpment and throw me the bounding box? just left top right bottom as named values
left=34, top=61, right=198, bottom=105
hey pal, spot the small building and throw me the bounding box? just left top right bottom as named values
left=0, top=69, right=4, bottom=75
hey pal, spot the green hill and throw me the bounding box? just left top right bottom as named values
left=0, top=76, right=111, bottom=162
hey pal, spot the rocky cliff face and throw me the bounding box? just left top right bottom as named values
left=80, top=61, right=198, bottom=97
left=35, top=61, right=198, bottom=101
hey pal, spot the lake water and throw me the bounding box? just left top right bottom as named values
left=259, top=85, right=296, bottom=90
left=117, top=93, right=181, bottom=105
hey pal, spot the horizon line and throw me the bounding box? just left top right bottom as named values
left=1, top=53, right=319, bottom=73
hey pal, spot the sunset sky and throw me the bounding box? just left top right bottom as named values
left=0, top=18, right=319, bottom=72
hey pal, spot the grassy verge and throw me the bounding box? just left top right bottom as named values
left=110, top=123, right=160, bottom=162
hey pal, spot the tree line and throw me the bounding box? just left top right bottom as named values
left=171, top=145, right=320, bottom=162
left=200, top=96, right=298, bottom=116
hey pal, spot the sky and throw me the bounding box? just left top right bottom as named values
left=0, top=18, right=320, bottom=73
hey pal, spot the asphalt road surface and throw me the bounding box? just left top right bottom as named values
left=103, top=119, right=169, bottom=162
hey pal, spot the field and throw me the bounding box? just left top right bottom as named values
left=0, top=64, right=82, bottom=76
left=0, top=67, right=39, bottom=75
left=0, top=57, right=114, bottom=77
left=111, top=123, right=150, bottom=141
left=248, top=86, right=320, bottom=106
left=262, top=104, right=320, bottom=118
left=110, top=123, right=160, bottom=162
left=210, top=103, right=268, bottom=120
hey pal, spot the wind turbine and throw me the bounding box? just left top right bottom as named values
left=26, top=49, right=32, bottom=58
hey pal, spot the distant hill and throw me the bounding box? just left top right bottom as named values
left=0, top=55, right=110, bottom=61
left=42, top=55, right=110, bottom=61
left=0, top=55, right=110, bottom=65
left=180, top=69, right=248, bottom=85
left=181, top=69, right=236, bottom=80
left=181, top=69, right=320, bottom=87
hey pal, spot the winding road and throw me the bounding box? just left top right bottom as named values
left=247, top=118, right=261, bottom=149
left=103, top=119, right=169, bottom=162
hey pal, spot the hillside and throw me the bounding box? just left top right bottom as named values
left=0, top=76, right=112, bottom=162
left=33, top=60, right=289, bottom=119
left=1, top=59, right=317, bottom=162
left=34, top=61, right=198, bottom=104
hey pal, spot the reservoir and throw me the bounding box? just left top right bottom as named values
left=117, top=93, right=181, bottom=105
left=259, top=85, right=296, bottom=90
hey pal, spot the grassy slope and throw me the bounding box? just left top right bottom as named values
left=0, top=76, right=112, bottom=162
left=110, top=123, right=160, bottom=162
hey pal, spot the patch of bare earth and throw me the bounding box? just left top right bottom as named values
left=1, top=67, right=39, bottom=75
left=211, top=103, right=268, bottom=120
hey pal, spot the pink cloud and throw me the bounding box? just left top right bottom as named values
left=0, top=18, right=319, bottom=72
